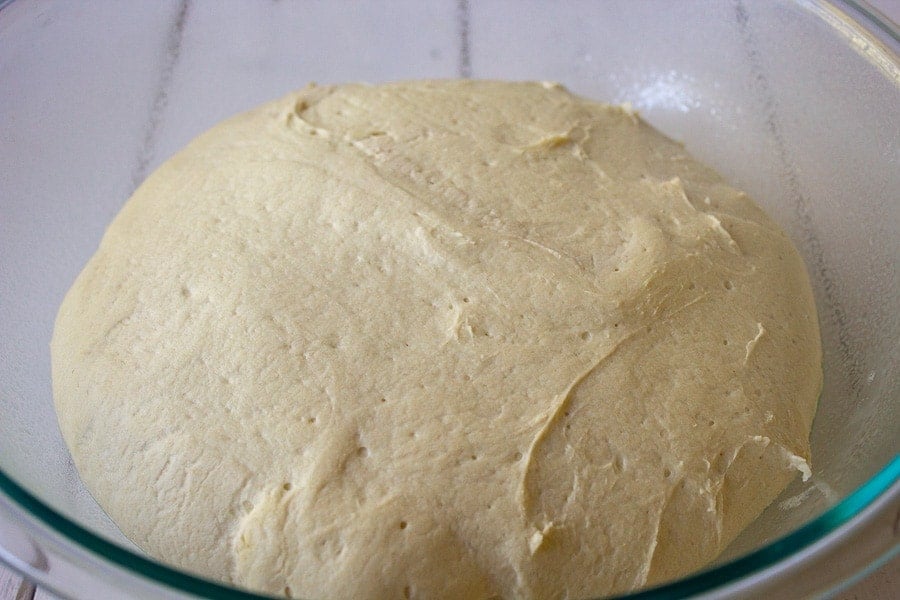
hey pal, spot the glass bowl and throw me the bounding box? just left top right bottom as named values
left=0, top=1, right=897, bottom=598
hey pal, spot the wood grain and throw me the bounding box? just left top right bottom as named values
left=31, top=587, right=59, bottom=600
left=0, top=567, right=34, bottom=600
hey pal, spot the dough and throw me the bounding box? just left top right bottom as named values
left=51, top=80, right=822, bottom=599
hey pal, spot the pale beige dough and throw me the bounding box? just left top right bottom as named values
left=51, top=80, right=822, bottom=599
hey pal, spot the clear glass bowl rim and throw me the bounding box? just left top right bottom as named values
left=0, top=0, right=897, bottom=598
left=0, top=457, right=897, bottom=599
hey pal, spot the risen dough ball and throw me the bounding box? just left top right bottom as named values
left=52, top=80, right=821, bottom=599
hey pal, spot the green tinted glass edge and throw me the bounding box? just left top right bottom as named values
left=0, top=456, right=897, bottom=600
left=624, top=455, right=900, bottom=599
left=0, top=467, right=269, bottom=599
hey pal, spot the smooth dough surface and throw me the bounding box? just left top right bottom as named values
left=52, top=80, right=822, bottom=599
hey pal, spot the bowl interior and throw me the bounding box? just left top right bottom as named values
left=0, top=0, right=897, bottom=596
